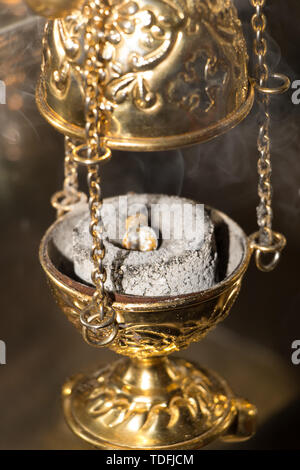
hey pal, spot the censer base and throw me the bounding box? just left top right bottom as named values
left=62, top=357, right=256, bottom=450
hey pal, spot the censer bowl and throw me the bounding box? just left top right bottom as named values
left=39, top=206, right=257, bottom=449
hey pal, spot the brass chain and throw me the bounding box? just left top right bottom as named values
left=251, top=0, right=272, bottom=245
left=64, top=137, right=79, bottom=193
left=87, top=165, right=106, bottom=311
left=75, top=0, right=117, bottom=346
left=51, top=136, right=87, bottom=218
left=249, top=0, right=287, bottom=270
left=84, top=0, right=107, bottom=310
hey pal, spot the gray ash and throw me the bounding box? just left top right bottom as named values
left=50, top=194, right=245, bottom=297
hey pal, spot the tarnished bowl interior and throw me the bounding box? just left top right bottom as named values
left=40, top=206, right=251, bottom=358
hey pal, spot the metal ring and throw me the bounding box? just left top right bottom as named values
left=255, top=249, right=281, bottom=273
left=249, top=231, right=286, bottom=253
left=51, top=190, right=87, bottom=212
left=249, top=231, right=286, bottom=272
left=80, top=302, right=116, bottom=330
left=82, top=318, right=119, bottom=348
left=73, top=144, right=112, bottom=166
left=254, top=73, right=290, bottom=95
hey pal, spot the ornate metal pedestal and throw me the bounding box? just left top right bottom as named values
left=63, top=358, right=256, bottom=450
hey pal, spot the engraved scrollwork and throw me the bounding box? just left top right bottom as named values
left=46, top=12, right=86, bottom=97
left=178, top=281, right=242, bottom=346
left=51, top=62, right=71, bottom=95
left=49, top=281, right=88, bottom=329
left=38, top=0, right=251, bottom=146
left=103, top=0, right=186, bottom=110
left=199, top=0, right=249, bottom=102
left=168, top=49, right=228, bottom=113
left=105, top=74, right=158, bottom=111
left=50, top=277, right=241, bottom=358
left=80, top=359, right=230, bottom=432
left=43, top=0, right=188, bottom=110
left=114, top=325, right=180, bottom=356
left=167, top=0, right=248, bottom=112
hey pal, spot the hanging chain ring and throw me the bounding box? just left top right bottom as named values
left=73, top=143, right=112, bottom=166
left=81, top=313, right=119, bottom=347
left=51, top=189, right=87, bottom=214
left=80, top=302, right=119, bottom=348
left=80, top=301, right=117, bottom=330
left=250, top=0, right=287, bottom=272
left=82, top=323, right=118, bottom=347
left=249, top=231, right=287, bottom=272
left=254, top=73, right=291, bottom=95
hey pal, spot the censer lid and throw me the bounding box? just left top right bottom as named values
left=36, top=0, right=254, bottom=151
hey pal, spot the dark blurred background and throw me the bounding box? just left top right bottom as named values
left=0, top=0, right=299, bottom=450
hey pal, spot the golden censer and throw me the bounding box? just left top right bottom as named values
left=26, top=0, right=290, bottom=449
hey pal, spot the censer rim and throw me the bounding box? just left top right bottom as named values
left=36, top=81, right=254, bottom=152
left=39, top=205, right=252, bottom=310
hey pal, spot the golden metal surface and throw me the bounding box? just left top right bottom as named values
left=62, top=358, right=257, bottom=450
left=40, top=210, right=251, bottom=359
left=25, top=0, right=84, bottom=19
left=36, top=0, right=253, bottom=151
left=254, top=73, right=291, bottom=95
left=39, top=207, right=256, bottom=449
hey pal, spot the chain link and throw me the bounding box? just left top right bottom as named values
left=76, top=0, right=118, bottom=346
left=64, top=137, right=80, bottom=194
left=87, top=164, right=107, bottom=311
left=251, top=0, right=268, bottom=87
left=250, top=0, right=286, bottom=270
left=51, top=136, right=87, bottom=218
left=256, top=94, right=273, bottom=245
left=250, top=0, right=273, bottom=245
left=84, top=0, right=107, bottom=305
